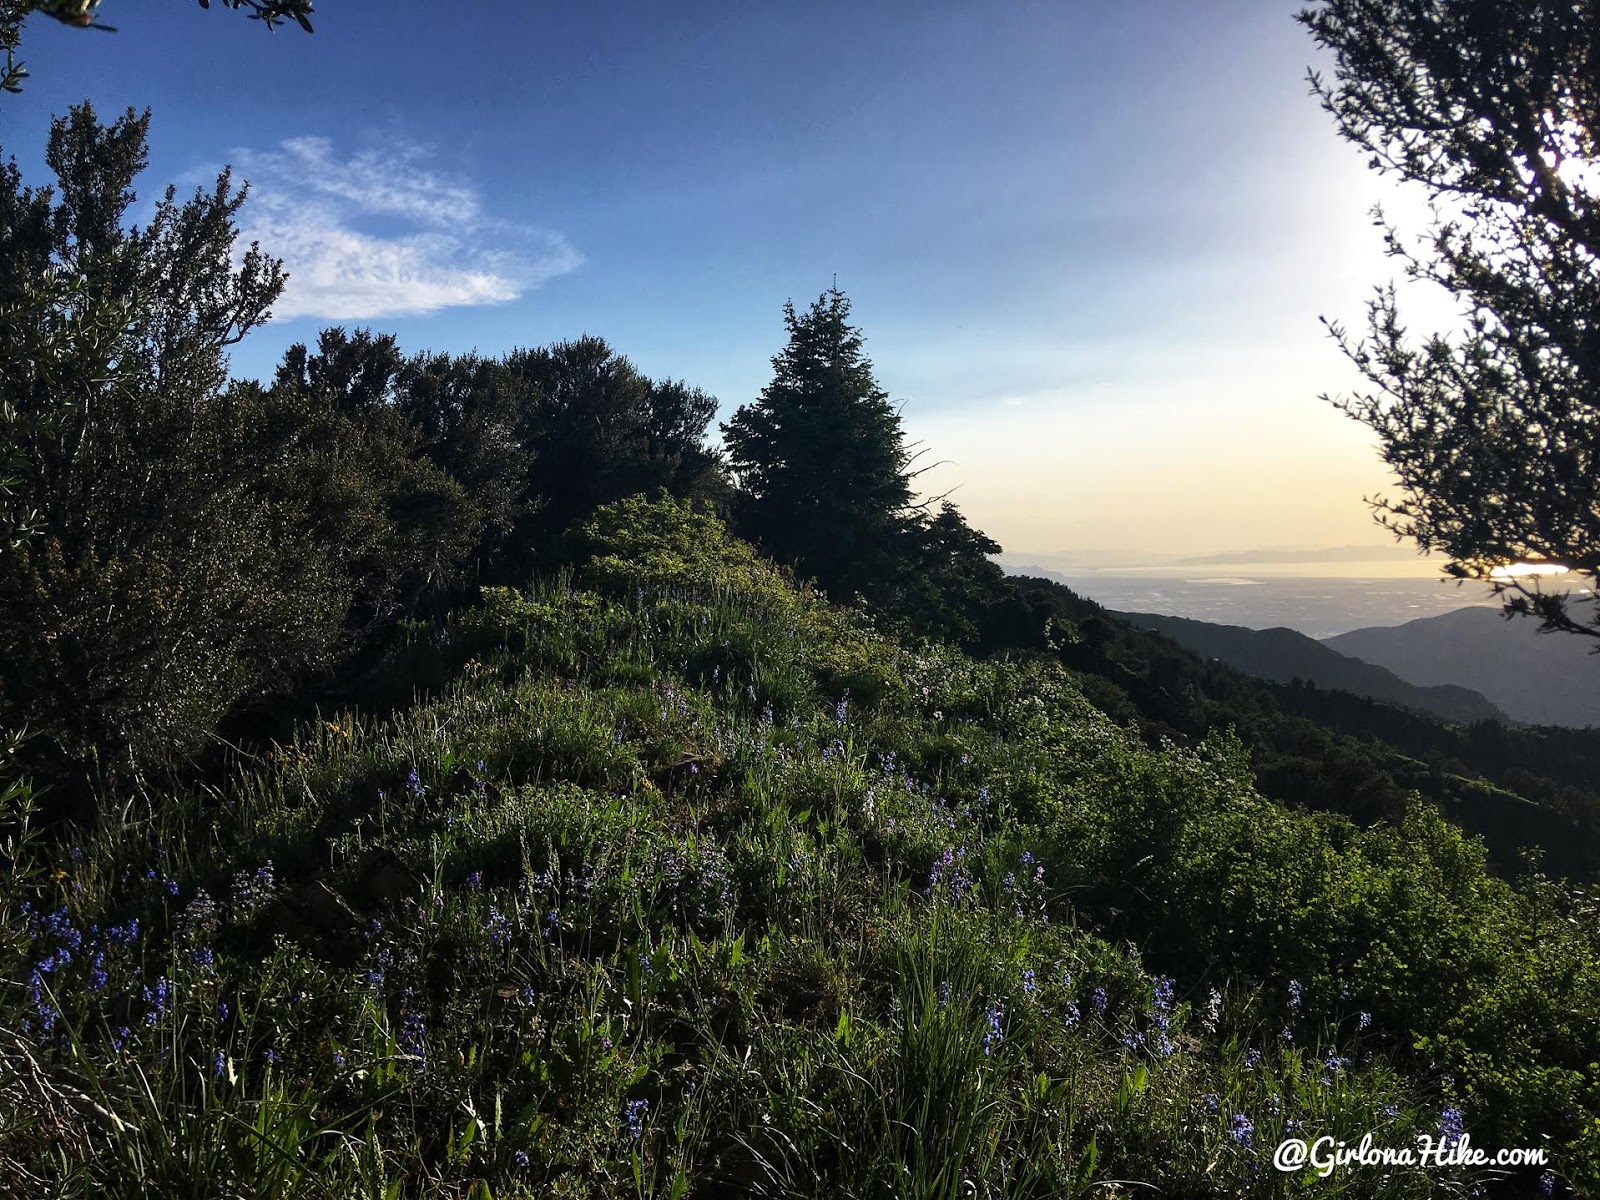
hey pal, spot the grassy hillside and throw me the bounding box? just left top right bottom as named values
left=2, top=499, right=1591, bottom=1197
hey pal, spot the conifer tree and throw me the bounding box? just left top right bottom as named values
left=723, top=289, right=916, bottom=601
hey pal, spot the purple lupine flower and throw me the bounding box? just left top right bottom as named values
left=1062, top=1001, right=1080, bottom=1027
left=399, top=1010, right=428, bottom=1074
left=1538, top=1171, right=1556, bottom=1198
left=514, top=1149, right=531, bottom=1169
left=141, top=977, right=173, bottom=1026
left=1202, top=1092, right=1220, bottom=1113
left=466, top=871, right=483, bottom=891
left=1438, top=1107, right=1465, bottom=1148
left=1287, top=979, right=1303, bottom=1010
left=625, top=1098, right=649, bottom=1139
left=1021, top=969, right=1036, bottom=994
left=487, top=907, right=512, bottom=948
left=1244, top=1048, right=1262, bottom=1069
left=982, top=1003, right=1004, bottom=1055
left=1151, top=977, right=1174, bottom=1014
left=1381, top=1102, right=1400, bottom=1119
left=212, top=1049, right=226, bottom=1077
left=1357, top=1011, right=1372, bottom=1031
left=1090, top=987, right=1107, bottom=1017
left=1230, top=1114, right=1254, bottom=1148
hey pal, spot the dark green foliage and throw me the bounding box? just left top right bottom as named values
left=724, top=289, right=918, bottom=602
left=723, top=290, right=1027, bottom=654
left=268, top=329, right=485, bottom=629
left=4, top=500, right=1592, bottom=1195
left=1017, top=574, right=1600, bottom=879
left=270, top=331, right=727, bottom=589
left=497, top=336, right=724, bottom=571
left=891, top=503, right=1042, bottom=651
left=398, top=347, right=538, bottom=569
left=1301, top=0, right=1600, bottom=642
left=0, top=106, right=348, bottom=778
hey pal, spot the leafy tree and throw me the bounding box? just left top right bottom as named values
left=397, top=349, right=534, bottom=571
left=267, top=328, right=484, bottom=630
left=0, top=104, right=346, bottom=780
left=1301, top=0, right=1600, bottom=644
left=723, top=289, right=919, bottom=602
left=497, top=336, right=723, bottom=574
left=269, top=333, right=725, bottom=589
left=2, top=1, right=313, bottom=94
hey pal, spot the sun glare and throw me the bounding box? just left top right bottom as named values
left=1488, top=562, right=1571, bottom=579
left=1540, top=114, right=1598, bottom=194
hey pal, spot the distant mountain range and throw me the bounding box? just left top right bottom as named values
left=1115, top=611, right=1511, bottom=725
left=1326, top=603, right=1600, bottom=729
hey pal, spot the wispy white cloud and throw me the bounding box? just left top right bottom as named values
left=229, top=136, right=581, bottom=321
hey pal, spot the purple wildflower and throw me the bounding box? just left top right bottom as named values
left=1438, top=1106, right=1465, bottom=1148
left=487, top=907, right=512, bottom=948
left=982, top=1003, right=1004, bottom=1055
left=625, top=1098, right=649, bottom=1139
left=1230, top=1113, right=1254, bottom=1148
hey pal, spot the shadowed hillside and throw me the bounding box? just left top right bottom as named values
left=1328, top=603, right=1600, bottom=728
left=1114, top=610, right=1509, bottom=725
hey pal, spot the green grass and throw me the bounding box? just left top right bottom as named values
left=0, top=498, right=1589, bottom=1196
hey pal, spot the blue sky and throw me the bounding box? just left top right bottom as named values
left=3, top=0, right=1447, bottom=558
